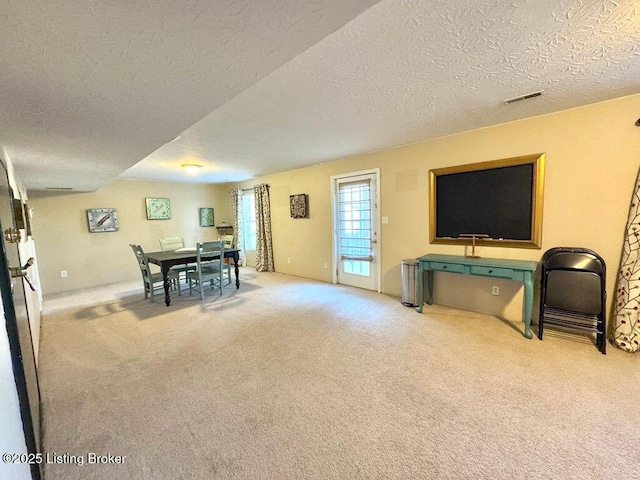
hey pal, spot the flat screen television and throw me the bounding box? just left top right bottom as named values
left=429, top=153, right=545, bottom=249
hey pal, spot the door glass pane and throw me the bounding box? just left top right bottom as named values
left=339, top=180, right=372, bottom=262
left=343, top=260, right=370, bottom=276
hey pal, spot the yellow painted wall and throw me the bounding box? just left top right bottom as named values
left=230, top=94, right=640, bottom=322
left=29, top=179, right=232, bottom=295
left=29, top=95, right=640, bottom=326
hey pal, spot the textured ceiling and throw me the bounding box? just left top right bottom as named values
left=2, top=0, right=640, bottom=191
left=0, top=0, right=379, bottom=191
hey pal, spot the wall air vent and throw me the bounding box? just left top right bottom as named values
left=45, top=187, right=73, bottom=191
left=503, top=90, right=544, bottom=105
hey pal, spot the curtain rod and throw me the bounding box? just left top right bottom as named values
left=241, top=184, right=269, bottom=192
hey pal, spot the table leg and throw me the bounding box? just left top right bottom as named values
left=523, top=271, right=533, bottom=339
left=427, top=270, right=434, bottom=305
left=162, top=266, right=172, bottom=306
left=417, top=265, right=424, bottom=313
left=233, top=252, right=240, bottom=289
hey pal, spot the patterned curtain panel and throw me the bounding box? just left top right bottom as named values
left=229, top=188, right=246, bottom=266
left=254, top=183, right=275, bottom=272
left=612, top=168, right=640, bottom=352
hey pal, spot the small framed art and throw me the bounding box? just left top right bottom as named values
left=146, top=198, right=171, bottom=220
left=290, top=194, right=308, bottom=218
left=199, top=207, right=215, bottom=227
left=87, top=208, right=119, bottom=232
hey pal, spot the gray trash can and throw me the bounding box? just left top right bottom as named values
left=401, top=259, right=419, bottom=306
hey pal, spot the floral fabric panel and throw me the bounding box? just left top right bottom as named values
left=612, top=169, right=640, bottom=352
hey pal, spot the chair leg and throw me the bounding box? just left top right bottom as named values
left=538, top=312, right=544, bottom=340
left=597, top=316, right=606, bottom=354
left=598, top=332, right=606, bottom=354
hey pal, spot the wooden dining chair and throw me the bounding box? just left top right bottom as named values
left=159, top=237, right=185, bottom=251
left=221, top=235, right=234, bottom=248
left=186, top=241, right=225, bottom=300
left=130, top=244, right=179, bottom=301
left=159, top=237, right=196, bottom=284
left=221, top=234, right=234, bottom=284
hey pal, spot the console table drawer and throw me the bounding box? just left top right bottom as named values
left=470, top=265, right=514, bottom=278
left=429, top=262, right=464, bottom=274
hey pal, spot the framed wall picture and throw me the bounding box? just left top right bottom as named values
left=429, top=153, right=545, bottom=248
left=146, top=198, right=171, bottom=220
left=87, top=208, right=119, bottom=232
left=290, top=194, right=308, bottom=218
left=199, top=207, right=215, bottom=227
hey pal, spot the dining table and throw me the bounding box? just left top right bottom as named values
left=145, top=247, right=241, bottom=306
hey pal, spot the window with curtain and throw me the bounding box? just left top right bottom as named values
left=242, top=191, right=256, bottom=251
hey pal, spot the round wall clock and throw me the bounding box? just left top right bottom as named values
left=87, top=208, right=119, bottom=233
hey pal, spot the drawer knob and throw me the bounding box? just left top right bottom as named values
left=488, top=269, right=493, bottom=273
left=443, top=265, right=447, bottom=269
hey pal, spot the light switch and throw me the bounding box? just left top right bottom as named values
left=381, top=216, right=389, bottom=224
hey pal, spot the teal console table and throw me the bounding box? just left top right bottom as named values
left=416, top=254, right=539, bottom=339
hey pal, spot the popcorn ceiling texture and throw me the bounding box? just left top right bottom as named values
left=125, top=0, right=640, bottom=185
left=0, top=0, right=379, bottom=190
left=1, top=0, right=639, bottom=190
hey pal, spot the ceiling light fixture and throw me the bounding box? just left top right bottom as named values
left=181, top=163, right=203, bottom=175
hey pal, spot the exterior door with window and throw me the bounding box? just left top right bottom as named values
left=333, top=171, right=379, bottom=291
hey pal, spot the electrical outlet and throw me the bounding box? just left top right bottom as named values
left=492, top=286, right=499, bottom=296
left=287, top=257, right=291, bottom=264
left=60, top=270, right=68, bottom=278
left=323, top=262, right=328, bottom=269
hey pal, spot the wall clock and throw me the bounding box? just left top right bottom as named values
left=87, top=208, right=119, bottom=233
left=145, top=198, right=171, bottom=220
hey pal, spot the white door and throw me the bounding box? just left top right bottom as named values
left=0, top=159, right=42, bottom=478
left=333, top=171, right=379, bottom=291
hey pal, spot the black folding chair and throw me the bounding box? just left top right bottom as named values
left=538, top=247, right=606, bottom=354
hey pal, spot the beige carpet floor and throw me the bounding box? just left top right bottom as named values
left=38, top=270, right=640, bottom=479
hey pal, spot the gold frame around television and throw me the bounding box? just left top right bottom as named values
left=429, top=153, right=546, bottom=249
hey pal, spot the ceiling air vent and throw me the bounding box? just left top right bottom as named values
left=503, top=90, right=543, bottom=105
left=45, top=187, right=73, bottom=191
